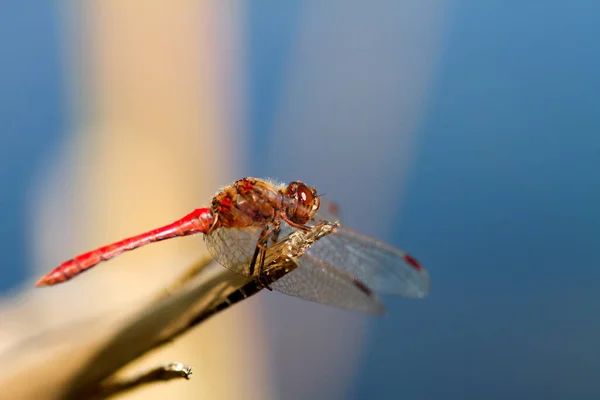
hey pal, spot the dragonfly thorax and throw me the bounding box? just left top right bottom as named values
left=209, top=178, right=320, bottom=231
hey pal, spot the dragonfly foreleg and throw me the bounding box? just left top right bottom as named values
left=249, top=223, right=279, bottom=291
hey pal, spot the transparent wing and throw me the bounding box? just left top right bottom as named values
left=205, top=216, right=429, bottom=302
left=312, top=200, right=429, bottom=297
left=314, top=198, right=342, bottom=222
left=302, top=224, right=430, bottom=298
left=204, top=226, right=263, bottom=277
left=270, top=255, right=385, bottom=314
left=206, top=222, right=385, bottom=313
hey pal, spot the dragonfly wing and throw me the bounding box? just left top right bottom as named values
left=270, top=255, right=385, bottom=314
left=206, top=219, right=429, bottom=299
left=205, top=226, right=263, bottom=277
left=314, top=198, right=342, bottom=222
left=303, top=225, right=430, bottom=297
left=205, top=221, right=338, bottom=278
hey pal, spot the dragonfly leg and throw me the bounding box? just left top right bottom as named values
left=281, top=214, right=314, bottom=231
left=270, top=225, right=281, bottom=244
left=249, top=224, right=277, bottom=291
left=255, top=243, right=272, bottom=291
left=248, top=226, right=267, bottom=277
left=252, top=219, right=326, bottom=290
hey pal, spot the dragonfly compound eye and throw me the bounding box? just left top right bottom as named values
left=285, top=181, right=321, bottom=224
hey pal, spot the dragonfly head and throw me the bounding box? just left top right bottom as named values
left=284, top=181, right=321, bottom=225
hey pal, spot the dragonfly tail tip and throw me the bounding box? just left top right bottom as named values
left=35, top=275, right=53, bottom=287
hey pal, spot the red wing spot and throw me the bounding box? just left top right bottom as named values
left=353, top=279, right=374, bottom=297
left=404, top=254, right=422, bottom=271
left=327, top=202, right=340, bottom=218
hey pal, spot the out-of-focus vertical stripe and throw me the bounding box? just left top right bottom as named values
left=263, top=2, right=449, bottom=399
left=25, top=2, right=271, bottom=399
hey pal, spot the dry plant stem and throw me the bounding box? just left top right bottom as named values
left=84, top=362, right=192, bottom=400
left=152, top=253, right=217, bottom=303
left=62, top=259, right=250, bottom=399
left=64, top=222, right=337, bottom=400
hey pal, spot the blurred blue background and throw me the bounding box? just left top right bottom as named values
left=0, top=3, right=65, bottom=291
left=2, top=1, right=600, bottom=399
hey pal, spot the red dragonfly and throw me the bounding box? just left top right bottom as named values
left=36, top=178, right=429, bottom=313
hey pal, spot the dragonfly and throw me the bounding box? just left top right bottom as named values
left=36, top=177, right=429, bottom=313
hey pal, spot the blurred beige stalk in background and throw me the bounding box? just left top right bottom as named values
left=0, top=1, right=270, bottom=399
left=0, top=1, right=448, bottom=399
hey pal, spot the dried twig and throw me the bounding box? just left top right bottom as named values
left=0, top=222, right=337, bottom=400
left=84, top=362, right=193, bottom=400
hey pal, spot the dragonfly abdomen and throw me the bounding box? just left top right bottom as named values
left=36, top=208, right=214, bottom=287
